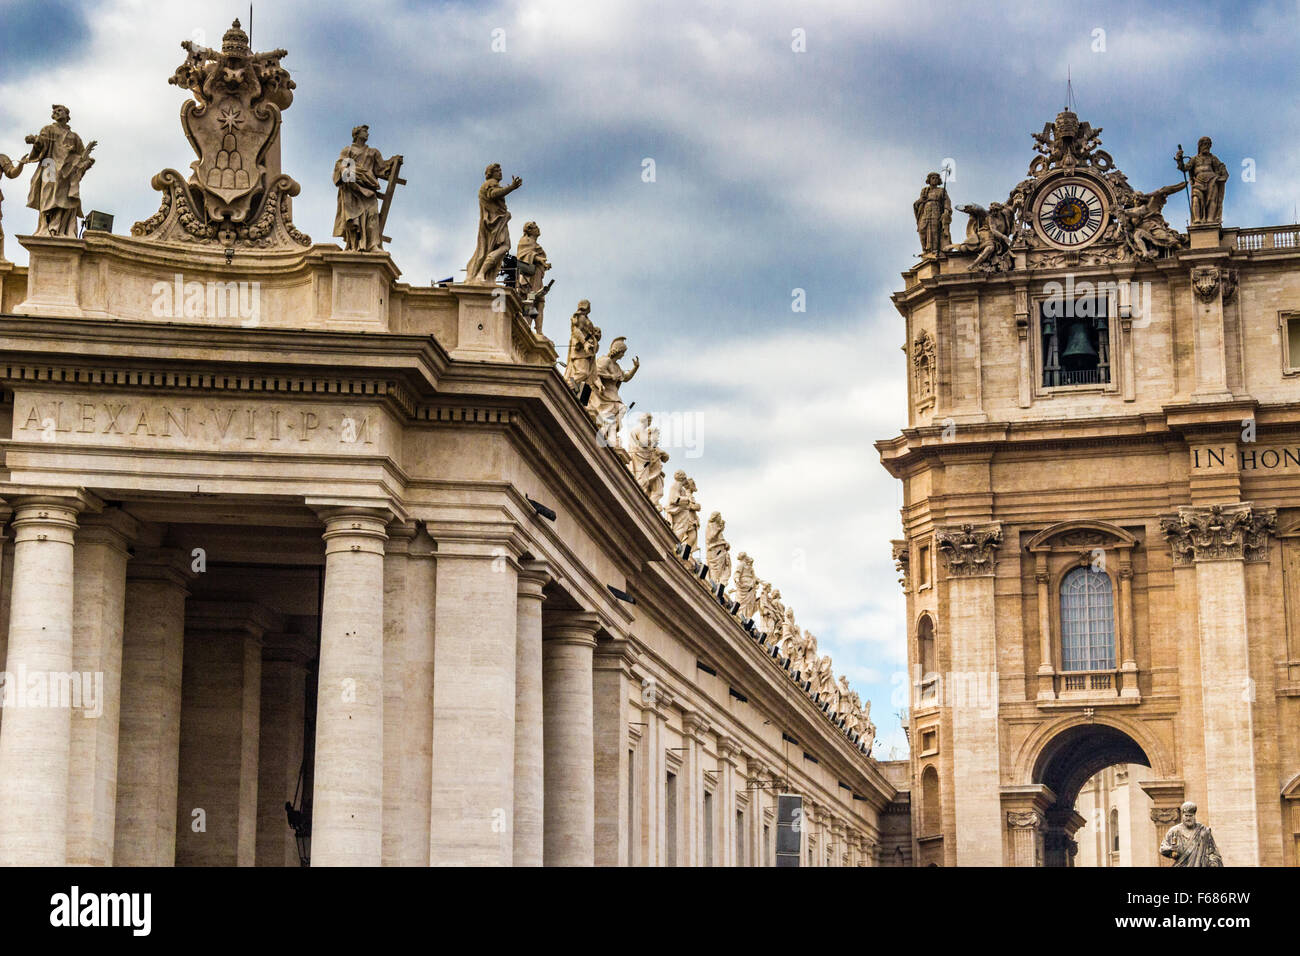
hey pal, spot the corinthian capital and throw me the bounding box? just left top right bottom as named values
left=935, top=522, right=1003, bottom=577
left=1160, top=502, right=1276, bottom=565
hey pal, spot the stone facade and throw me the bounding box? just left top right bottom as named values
left=880, top=111, right=1300, bottom=866
left=0, top=22, right=893, bottom=867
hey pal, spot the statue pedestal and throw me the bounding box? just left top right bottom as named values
left=447, top=282, right=515, bottom=362
left=14, top=235, right=87, bottom=318
left=321, top=250, right=401, bottom=332
left=1187, top=223, right=1225, bottom=250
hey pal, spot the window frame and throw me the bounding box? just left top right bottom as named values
left=1032, top=288, right=1121, bottom=397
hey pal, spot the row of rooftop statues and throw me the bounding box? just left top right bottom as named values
left=913, top=109, right=1229, bottom=268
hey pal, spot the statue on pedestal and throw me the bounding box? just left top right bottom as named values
left=1159, top=802, right=1223, bottom=867
left=515, top=221, right=553, bottom=334
left=1175, top=137, right=1228, bottom=225
left=591, top=336, right=639, bottom=446
left=665, top=470, right=701, bottom=553
left=858, top=700, right=875, bottom=754
left=760, top=583, right=785, bottom=645
left=732, top=552, right=759, bottom=620
left=465, top=162, right=522, bottom=283
left=23, top=105, right=96, bottom=238
left=564, top=300, right=600, bottom=396
left=913, top=172, right=952, bottom=255
left=0, top=152, right=31, bottom=259
left=332, top=125, right=402, bottom=252
left=705, top=512, right=731, bottom=586
left=628, top=413, right=669, bottom=504
left=1115, top=181, right=1187, bottom=260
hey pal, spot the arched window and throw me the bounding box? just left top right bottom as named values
left=1109, top=808, right=1120, bottom=854
left=921, top=765, right=940, bottom=836
left=1060, top=567, right=1115, bottom=671
left=917, top=615, right=937, bottom=704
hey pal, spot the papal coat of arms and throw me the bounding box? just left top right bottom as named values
left=132, top=20, right=309, bottom=248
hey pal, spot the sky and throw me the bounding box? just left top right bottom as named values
left=2, top=0, right=1298, bottom=759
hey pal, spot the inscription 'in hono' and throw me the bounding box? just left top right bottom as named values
left=17, top=401, right=374, bottom=445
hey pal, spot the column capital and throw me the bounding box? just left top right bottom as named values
left=517, top=559, right=552, bottom=601
left=1138, top=778, right=1186, bottom=809
left=593, top=635, right=639, bottom=671
left=77, top=507, right=140, bottom=554
left=747, top=756, right=771, bottom=782
left=2, top=485, right=102, bottom=516
left=1150, top=807, right=1181, bottom=826
left=717, top=734, right=741, bottom=764
left=127, top=546, right=197, bottom=589
left=681, top=709, right=712, bottom=741
left=186, top=599, right=279, bottom=640
left=934, top=522, right=1002, bottom=577
left=1006, top=809, right=1044, bottom=830
left=542, top=609, right=601, bottom=648
left=319, top=507, right=390, bottom=557
left=1160, top=502, right=1276, bottom=565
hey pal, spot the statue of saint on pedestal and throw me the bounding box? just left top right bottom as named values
left=515, top=221, right=553, bottom=334
left=665, top=470, right=701, bottom=553
left=1175, top=137, right=1228, bottom=225
left=564, top=300, right=600, bottom=395
left=23, top=105, right=96, bottom=238
left=913, top=172, right=952, bottom=254
left=332, top=125, right=401, bottom=252
left=732, top=552, right=759, bottom=620
left=705, top=511, right=731, bottom=586
left=465, top=163, right=521, bottom=283
left=628, top=413, right=669, bottom=504
left=1159, top=802, right=1223, bottom=867
left=0, top=152, right=31, bottom=259
left=591, top=336, right=639, bottom=446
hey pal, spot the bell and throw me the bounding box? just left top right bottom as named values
left=1060, top=321, right=1098, bottom=370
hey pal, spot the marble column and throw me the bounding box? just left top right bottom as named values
left=428, top=536, right=519, bottom=865
left=639, top=683, right=675, bottom=866
left=381, top=522, right=437, bottom=867
left=936, top=522, right=1004, bottom=866
left=255, top=634, right=311, bottom=867
left=114, top=548, right=192, bottom=866
left=717, top=735, right=739, bottom=866
left=592, top=635, right=636, bottom=867
left=0, top=492, right=92, bottom=866
left=66, top=508, right=137, bottom=866
left=747, top=758, right=769, bottom=867
left=175, top=602, right=271, bottom=866
left=681, top=710, right=710, bottom=866
left=513, top=561, right=550, bottom=866
left=542, top=609, right=601, bottom=866
left=311, top=508, right=388, bottom=866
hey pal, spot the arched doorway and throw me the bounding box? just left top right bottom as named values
left=1031, top=723, right=1151, bottom=867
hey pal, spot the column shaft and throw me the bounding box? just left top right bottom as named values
left=513, top=562, right=549, bottom=866
left=542, top=611, right=600, bottom=866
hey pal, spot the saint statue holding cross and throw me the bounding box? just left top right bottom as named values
left=333, top=125, right=403, bottom=252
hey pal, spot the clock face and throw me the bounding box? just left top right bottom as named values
left=1035, top=180, right=1107, bottom=248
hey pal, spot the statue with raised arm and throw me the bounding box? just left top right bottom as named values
left=1115, top=181, right=1187, bottom=260
left=0, top=151, right=31, bottom=259
left=665, top=470, right=701, bottom=553
left=628, top=413, right=669, bottom=504
left=705, top=511, right=732, bottom=586
left=779, top=608, right=803, bottom=663
left=913, top=172, right=952, bottom=255
left=1175, top=137, right=1228, bottom=225
left=23, top=105, right=96, bottom=237
left=333, top=125, right=401, bottom=252
left=859, top=699, right=876, bottom=754
left=591, top=336, right=640, bottom=446
left=515, top=221, right=552, bottom=334
left=732, top=552, right=759, bottom=620
left=760, top=583, right=785, bottom=644
left=1159, top=802, right=1223, bottom=867
left=948, top=201, right=1013, bottom=272
left=465, top=162, right=522, bottom=283
left=564, top=300, right=600, bottom=396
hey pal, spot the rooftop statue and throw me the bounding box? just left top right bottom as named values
left=21, top=104, right=96, bottom=238
left=665, top=470, right=701, bottom=553
left=779, top=609, right=802, bottom=664
left=949, top=202, right=1014, bottom=272
left=1114, top=181, right=1187, bottom=260
left=465, top=162, right=522, bottom=284
left=858, top=699, right=876, bottom=754
left=515, top=221, right=553, bottom=335
left=133, top=19, right=310, bottom=248
left=0, top=151, right=31, bottom=259
left=332, top=124, right=403, bottom=252
left=705, top=511, right=732, bottom=586
left=1028, top=109, right=1113, bottom=177
left=628, top=413, right=669, bottom=504
left=563, top=300, right=600, bottom=396
left=1159, top=801, right=1223, bottom=867
left=591, top=336, right=639, bottom=446
left=913, top=172, right=952, bottom=255
left=732, top=552, right=759, bottom=620
left=1175, top=137, right=1229, bottom=225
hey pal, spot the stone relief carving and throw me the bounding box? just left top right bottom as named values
left=1028, top=110, right=1113, bottom=177
left=465, top=162, right=522, bottom=284
left=912, top=330, right=935, bottom=404
left=891, top=539, right=910, bottom=590
left=935, top=523, right=1003, bottom=577
left=1006, top=810, right=1043, bottom=830
left=1175, top=137, right=1228, bottom=225
left=133, top=20, right=309, bottom=248
left=1191, top=265, right=1237, bottom=303
left=21, top=104, right=96, bottom=238
left=1161, top=503, right=1276, bottom=565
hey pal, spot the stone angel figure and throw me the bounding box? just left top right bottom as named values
left=1114, top=182, right=1187, bottom=260
left=948, top=201, right=1013, bottom=272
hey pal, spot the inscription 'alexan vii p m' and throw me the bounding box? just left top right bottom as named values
left=16, top=398, right=377, bottom=449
